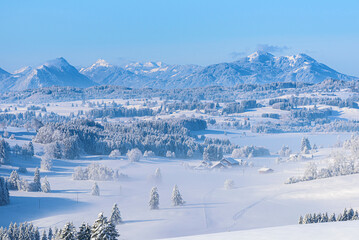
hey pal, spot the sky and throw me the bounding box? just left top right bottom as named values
left=0, top=0, right=359, bottom=75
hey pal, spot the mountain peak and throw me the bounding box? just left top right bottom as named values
left=247, top=51, right=274, bottom=62
left=43, top=57, right=71, bottom=68
left=94, top=59, right=111, bottom=67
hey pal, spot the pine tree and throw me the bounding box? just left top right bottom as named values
left=60, top=222, right=77, bottom=240
left=91, top=182, right=100, bottom=196
left=0, top=177, right=10, bottom=206
left=78, top=223, right=91, bottom=240
left=171, top=185, right=185, bottom=206
left=301, top=137, right=311, bottom=153
left=91, top=213, right=106, bottom=240
left=7, top=170, right=20, bottom=190
left=298, top=216, right=303, bottom=224
left=48, top=228, right=53, bottom=240
left=34, top=227, right=40, bottom=240
left=154, top=168, right=162, bottom=183
left=42, top=230, right=48, bottom=240
left=149, top=187, right=159, bottom=210
left=41, top=176, right=51, bottom=193
left=110, top=204, right=122, bottom=225
left=33, top=168, right=41, bottom=192
left=91, top=212, right=119, bottom=239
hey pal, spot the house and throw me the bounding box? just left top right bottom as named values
left=258, top=167, right=274, bottom=174
left=211, top=161, right=227, bottom=169
left=220, top=157, right=240, bottom=167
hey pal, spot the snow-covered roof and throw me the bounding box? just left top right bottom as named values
left=221, top=157, right=240, bottom=165
left=258, top=167, right=274, bottom=173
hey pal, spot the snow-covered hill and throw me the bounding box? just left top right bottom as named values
left=0, top=52, right=356, bottom=92
left=0, top=58, right=96, bottom=92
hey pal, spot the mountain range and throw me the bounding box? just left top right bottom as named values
left=0, top=52, right=356, bottom=92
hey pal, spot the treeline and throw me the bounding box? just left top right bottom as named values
left=286, top=158, right=359, bottom=184
left=299, top=208, right=358, bottom=224
left=0, top=110, right=70, bottom=129
left=160, top=101, right=218, bottom=113
left=34, top=118, right=212, bottom=159
left=269, top=96, right=359, bottom=109
left=0, top=209, right=120, bottom=239
left=86, top=106, right=156, bottom=119
left=291, top=107, right=332, bottom=121
left=222, top=100, right=259, bottom=114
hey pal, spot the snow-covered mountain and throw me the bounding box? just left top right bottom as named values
left=178, top=51, right=357, bottom=88
left=0, top=58, right=96, bottom=92
left=0, top=68, right=11, bottom=81
left=0, top=52, right=356, bottom=92
left=80, top=59, right=154, bottom=87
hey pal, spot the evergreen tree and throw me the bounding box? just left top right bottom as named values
left=42, top=230, right=48, bottom=240
left=60, top=222, right=77, bottom=240
left=78, top=223, right=91, bottom=240
left=33, top=168, right=41, bottom=192
left=0, top=139, right=10, bottom=164
left=91, top=182, right=100, bottom=196
left=48, top=227, right=53, bottom=240
left=110, top=204, right=122, bottom=225
left=91, top=212, right=119, bottom=240
left=149, top=187, right=159, bottom=210
left=34, top=227, right=40, bottom=240
left=171, top=185, right=185, bottom=206
left=301, top=137, right=311, bottom=153
left=154, top=168, right=162, bottom=183
left=7, top=170, right=20, bottom=190
left=298, top=216, right=303, bottom=224
left=41, top=176, right=51, bottom=193
left=0, top=177, right=10, bottom=205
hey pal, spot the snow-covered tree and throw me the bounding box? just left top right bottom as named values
left=171, top=185, right=185, bottom=206
left=126, top=148, right=142, bottom=162
left=149, top=187, right=159, bottom=210
left=34, top=227, right=40, bottom=240
left=77, top=223, right=91, bottom=240
left=0, top=139, right=10, bottom=164
left=298, top=216, right=303, bottom=224
left=279, top=145, right=292, bottom=157
left=91, top=213, right=119, bottom=240
left=22, top=142, right=34, bottom=157
left=110, top=204, right=122, bottom=225
left=41, top=157, right=53, bottom=171
left=7, top=170, right=20, bottom=190
left=91, top=182, right=100, bottom=196
left=48, top=228, right=53, bottom=240
left=143, top=150, right=155, bottom=157
left=45, top=142, right=62, bottom=159
left=33, top=168, right=41, bottom=192
left=0, top=177, right=10, bottom=205
left=152, top=168, right=162, bottom=183
left=41, top=230, right=47, bottom=240
left=59, top=222, right=76, bottom=240
left=301, top=137, right=311, bottom=153
left=109, top=149, right=121, bottom=158
left=304, top=162, right=317, bottom=180
left=41, top=176, right=51, bottom=193
left=166, top=151, right=175, bottom=158
left=224, top=179, right=235, bottom=190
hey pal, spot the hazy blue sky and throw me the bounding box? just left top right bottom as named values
left=1, top=0, right=359, bottom=75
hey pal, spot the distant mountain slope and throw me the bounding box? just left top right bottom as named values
left=0, top=52, right=356, bottom=92
left=0, top=58, right=96, bottom=92
left=0, top=68, right=11, bottom=81
left=80, top=59, right=154, bottom=87
left=179, top=52, right=357, bottom=88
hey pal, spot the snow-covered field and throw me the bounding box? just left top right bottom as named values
left=1, top=125, right=358, bottom=239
